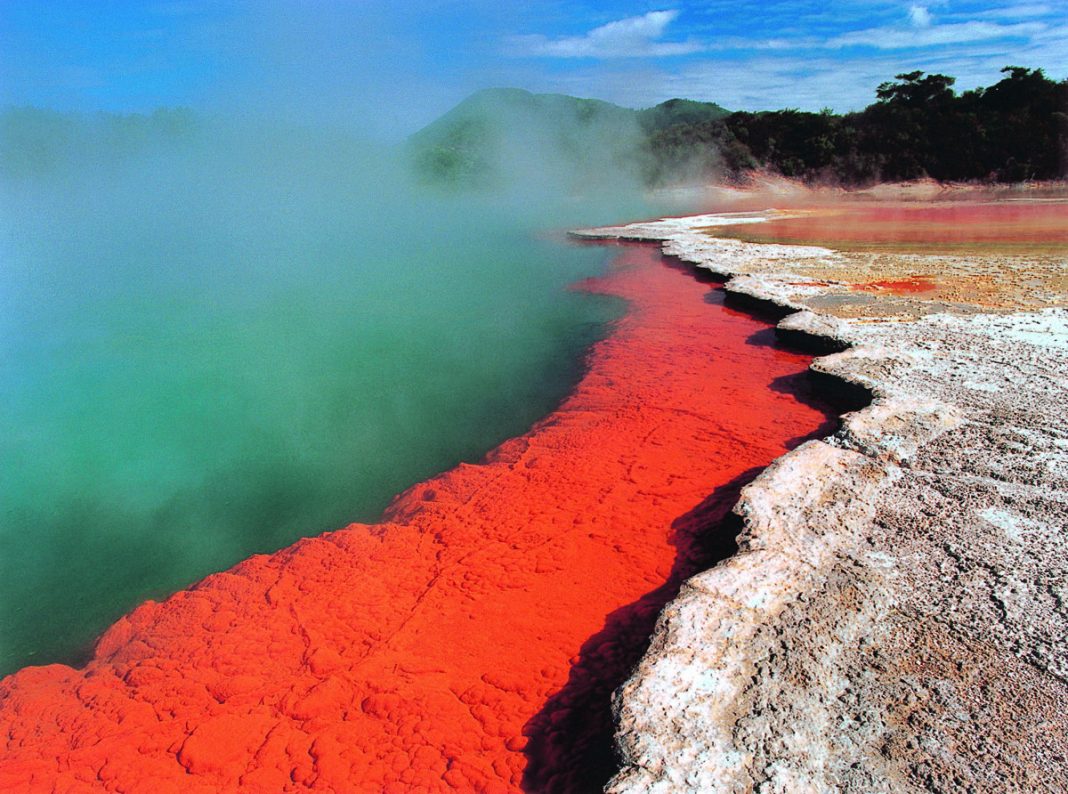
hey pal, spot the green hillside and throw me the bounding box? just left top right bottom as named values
left=636, top=98, right=730, bottom=131
left=408, top=88, right=642, bottom=188
left=411, top=68, right=1067, bottom=188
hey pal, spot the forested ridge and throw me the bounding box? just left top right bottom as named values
left=675, top=66, right=1067, bottom=184
left=4, top=68, right=1063, bottom=188
left=412, top=67, right=1067, bottom=188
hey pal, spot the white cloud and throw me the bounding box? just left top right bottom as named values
left=535, top=32, right=1068, bottom=117
left=831, top=19, right=1044, bottom=48
left=973, top=3, right=1055, bottom=20
left=509, top=10, right=703, bottom=59
left=501, top=2, right=1067, bottom=114
left=1004, top=23, right=1068, bottom=73
left=909, top=5, right=933, bottom=28
left=657, top=57, right=899, bottom=111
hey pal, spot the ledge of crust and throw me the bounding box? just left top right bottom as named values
left=576, top=214, right=1068, bottom=792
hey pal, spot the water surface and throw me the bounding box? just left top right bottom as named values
left=0, top=113, right=655, bottom=675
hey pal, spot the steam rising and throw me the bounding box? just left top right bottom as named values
left=0, top=104, right=666, bottom=674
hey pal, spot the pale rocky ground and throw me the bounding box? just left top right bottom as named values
left=573, top=213, right=1068, bottom=793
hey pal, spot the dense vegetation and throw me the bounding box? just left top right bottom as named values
left=718, top=67, right=1067, bottom=184
left=411, top=67, right=1067, bottom=188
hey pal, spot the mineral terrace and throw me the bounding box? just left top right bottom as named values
left=575, top=210, right=1068, bottom=793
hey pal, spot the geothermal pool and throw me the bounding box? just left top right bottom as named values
left=0, top=243, right=835, bottom=791
left=0, top=117, right=648, bottom=677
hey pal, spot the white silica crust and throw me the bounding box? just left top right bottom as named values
left=576, top=213, right=1068, bottom=793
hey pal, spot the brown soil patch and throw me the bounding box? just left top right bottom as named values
left=702, top=199, right=1068, bottom=318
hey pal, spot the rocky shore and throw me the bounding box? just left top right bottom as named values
left=574, top=213, right=1068, bottom=792
left=0, top=243, right=834, bottom=792
left=3, top=203, right=1063, bottom=792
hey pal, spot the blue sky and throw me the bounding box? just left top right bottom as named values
left=2, top=1, right=1065, bottom=137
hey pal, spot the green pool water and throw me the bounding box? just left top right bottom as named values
left=0, top=114, right=655, bottom=675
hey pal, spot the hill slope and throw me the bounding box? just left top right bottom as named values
left=408, top=88, right=729, bottom=189
left=411, top=68, right=1066, bottom=188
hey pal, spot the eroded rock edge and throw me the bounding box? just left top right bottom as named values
left=573, top=216, right=1068, bottom=793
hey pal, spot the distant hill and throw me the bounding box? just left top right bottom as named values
left=408, top=88, right=646, bottom=189
left=636, top=98, right=730, bottom=131
left=409, top=88, right=638, bottom=150
left=408, top=88, right=730, bottom=189
left=0, top=106, right=200, bottom=178
left=411, top=68, right=1067, bottom=188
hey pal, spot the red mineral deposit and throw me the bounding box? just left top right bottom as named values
left=854, top=276, right=938, bottom=294
left=1, top=245, right=836, bottom=792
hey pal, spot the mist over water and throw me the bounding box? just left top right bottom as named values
left=0, top=109, right=665, bottom=675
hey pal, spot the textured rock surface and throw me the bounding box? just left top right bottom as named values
left=577, top=213, right=1068, bottom=793
left=0, top=245, right=836, bottom=791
